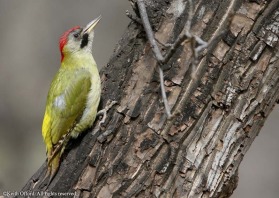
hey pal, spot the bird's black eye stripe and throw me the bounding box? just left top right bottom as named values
left=80, top=33, right=89, bottom=49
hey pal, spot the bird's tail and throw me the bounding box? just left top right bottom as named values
left=36, top=150, right=60, bottom=189
left=41, top=134, right=71, bottom=187
left=47, top=152, right=60, bottom=186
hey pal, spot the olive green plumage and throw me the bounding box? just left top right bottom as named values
left=41, top=16, right=101, bottom=185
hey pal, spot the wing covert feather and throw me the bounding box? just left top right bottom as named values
left=42, top=69, right=91, bottom=146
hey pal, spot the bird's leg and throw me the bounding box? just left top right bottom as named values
left=96, top=100, right=117, bottom=127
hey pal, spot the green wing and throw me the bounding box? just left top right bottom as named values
left=42, top=68, right=91, bottom=148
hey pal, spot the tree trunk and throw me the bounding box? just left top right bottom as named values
left=22, top=0, right=279, bottom=197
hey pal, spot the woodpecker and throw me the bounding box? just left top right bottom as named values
left=42, top=16, right=101, bottom=184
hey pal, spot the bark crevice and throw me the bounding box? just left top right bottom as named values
left=22, top=1, right=279, bottom=197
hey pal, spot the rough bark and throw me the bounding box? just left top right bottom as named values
left=22, top=0, right=279, bottom=197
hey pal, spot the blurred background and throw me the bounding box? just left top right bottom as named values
left=0, top=1, right=278, bottom=197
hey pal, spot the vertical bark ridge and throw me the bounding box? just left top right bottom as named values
left=21, top=1, right=279, bottom=197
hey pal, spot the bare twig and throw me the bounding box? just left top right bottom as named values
left=155, top=37, right=173, bottom=48
left=137, top=0, right=171, bottom=118
left=159, top=67, right=171, bottom=116
left=193, top=35, right=208, bottom=57
left=126, top=10, right=142, bottom=24
left=185, top=0, right=194, bottom=33
left=163, top=34, right=190, bottom=63
left=136, top=0, right=208, bottom=119
left=137, top=0, right=164, bottom=63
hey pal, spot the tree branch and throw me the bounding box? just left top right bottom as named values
left=21, top=1, right=279, bottom=197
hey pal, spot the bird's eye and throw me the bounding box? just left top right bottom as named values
left=73, top=33, right=79, bottom=38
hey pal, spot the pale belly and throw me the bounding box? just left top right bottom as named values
left=71, top=75, right=101, bottom=138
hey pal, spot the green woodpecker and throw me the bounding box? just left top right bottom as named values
left=42, top=16, right=101, bottom=184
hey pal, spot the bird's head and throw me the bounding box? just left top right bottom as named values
left=59, top=16, right=101, bottom=61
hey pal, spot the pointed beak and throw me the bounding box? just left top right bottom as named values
left=82, top=15, right=101, bottom=35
